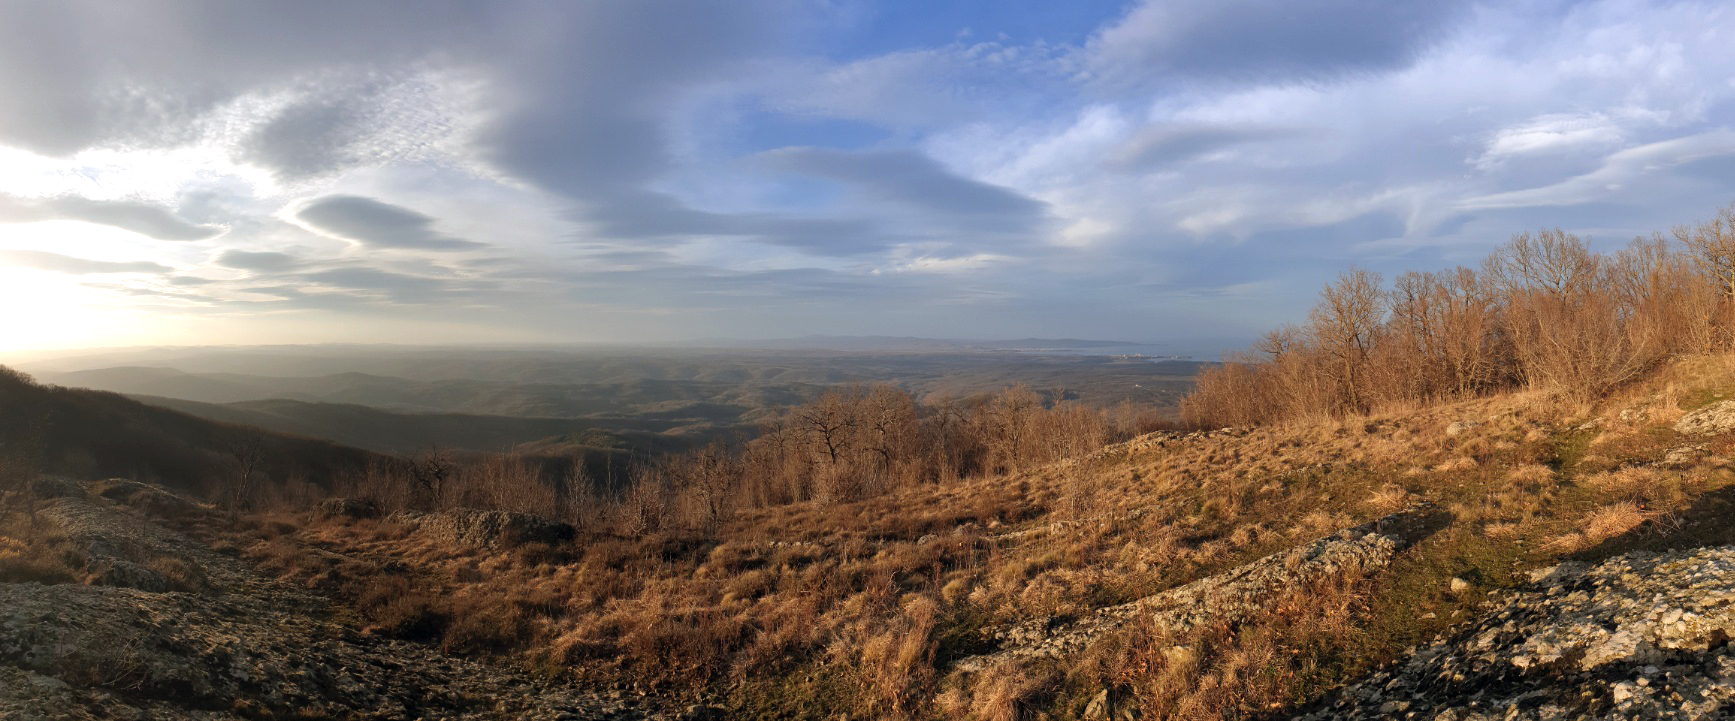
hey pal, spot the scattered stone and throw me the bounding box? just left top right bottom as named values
left=0, top=487, right=637, bottom=720
left=94, top=479, right=202, bottom=517
left=389, top=508, right=576, bottom=549
left=1083, top=689, right=1112, bottom=720
left=1296, top=546, right=1735, bottom=720
left=1449, top=577, right=1470, bottom=593
left=1661, top=445, right=1709, bottom=469
left=314, top=497, right=382, bottom=521
left=952, top=504, right=1451, bottom=675
left=1675, top=400, right=1735, bottom=436
left=86, top=558, right=170, bottom=592
left=676, top=704, right=726, bottom=721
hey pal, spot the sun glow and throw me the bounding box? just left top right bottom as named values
left=0, top=268, right=142, bottom=352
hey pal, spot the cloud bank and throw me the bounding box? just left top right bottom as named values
left=0, top=0, right=1732, bottom=349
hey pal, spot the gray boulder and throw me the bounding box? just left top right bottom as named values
left=1675, top=400, right=1735, bottom=436
left=389, top=508, right=575, bottom=549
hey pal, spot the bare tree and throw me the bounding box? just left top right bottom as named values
left=221, top=427, right=267, bottom=519
left=407, top=446, right=456, bottom=507
left=0, top=414, right=49, bottom=527
left=1310, top=268, right=1384, bottom=413
left=1674, top=202, right=1735, bottom=343
left=683, top=442, right=737, bottom=528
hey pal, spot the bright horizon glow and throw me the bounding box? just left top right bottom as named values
left=2, top=1, right=1733, bottom=351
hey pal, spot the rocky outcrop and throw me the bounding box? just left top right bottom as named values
left=0, top=483, right=638, bottom=720
left=94, top=478, right=202, bottom=517
left=316, top=497, right=383, bottom=521
left=390, top=508, right=576, bottom=549
left=1675, top=400, right=1735, bottom=437
left=37, top=490, right=239, bottom=593
left=952, top=504, right=1451, bottom=675
left=1297, top=547, right=1735, bottom=720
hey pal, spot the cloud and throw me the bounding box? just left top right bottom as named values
left=0, top=194, right=222, bottom=240
left=474, top=1, right=782, bottom=200
left=1472, top=113, right=1625, bottom=170
left=290, top=266, right=503, bottom=306
left=1461, top=130, right=1735, bottom=210
left=1084, top=0, right=1469, bottom=89
left=0, top=1, right=487, bottom=156
left=762, top=148, right=1050, bottom=230
left=564, top=190, right=890, bottom=256
left=0, top=248, right=170, bottom=274
left=239, top=89, right=378, bottom=180
left=214, top=249, right=302, bottom=272
left=1107, top=124, right=1301, bottom=171
left=296, top=195, right=483, bottom=251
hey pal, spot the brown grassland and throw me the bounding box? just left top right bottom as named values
left=137, top=352, right=1735, bottom=719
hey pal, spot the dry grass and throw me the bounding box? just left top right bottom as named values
left=1584, top=502, right=1650, bottom=542
left=1102, top=567, right=1373, bottom=720
left=199, top=352, right=1735, bottom=719
left=0, top=532, right=79, bottom=585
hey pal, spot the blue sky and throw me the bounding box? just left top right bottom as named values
left=0, top=0, right=1732, bottom=351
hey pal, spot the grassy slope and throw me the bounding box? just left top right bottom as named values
left=223, top=354, right=1735, bottom=719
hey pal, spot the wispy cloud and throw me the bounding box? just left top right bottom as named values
left=0, top=248, right=170, bottom=274
left=295, top=195, right=483, bottom=251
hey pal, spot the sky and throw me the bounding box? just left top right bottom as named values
left=1, top=0, right=1733, bottom=352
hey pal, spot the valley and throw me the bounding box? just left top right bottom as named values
left=10, top=344, right=1202, bottom=458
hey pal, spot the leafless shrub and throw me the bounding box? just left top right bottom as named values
left=1184, top=202, right=1735, bottom=426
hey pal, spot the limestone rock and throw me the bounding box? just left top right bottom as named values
left=1295, top=547, right=1735, bottom=720
left=1661, top=445, right=1709, bottom=469
left=389, top=508, right=576, bottom=549
left=0, top=486, right=638, bottom=720
left=1083, top=689, right=1112, bottom=720
left=1675, top=400, right=1735, bottom=436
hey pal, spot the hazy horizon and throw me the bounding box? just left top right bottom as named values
left=2, top=1, right=1734, bottom=351
left=0, top=334, right=1245, bottom=366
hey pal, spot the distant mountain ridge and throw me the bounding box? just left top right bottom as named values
left=682, top=335, right=1145, bottom=351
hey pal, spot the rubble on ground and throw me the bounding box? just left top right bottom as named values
left=0, top=483, right=641, bottom=720
left=1296, top=547, right=1735, bottom=720
left=951, top=504, right=1452, bottom=675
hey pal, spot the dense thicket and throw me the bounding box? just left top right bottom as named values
left=618, top=384, right=1153, bottom=531
left=1182, top=203, right=1735, bottom=426
left=345, top=383, right=1165, bottom=532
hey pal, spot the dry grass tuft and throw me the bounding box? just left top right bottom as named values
left=0, top=533, right=79, bottom=584
left=1505, top=463, right=1556, bottom=485
left=965, top=663, right=1060, bottom=721
left=1584, top=502, right=1648, bottom=543
left=1364, top=484, right=1410, bottom=513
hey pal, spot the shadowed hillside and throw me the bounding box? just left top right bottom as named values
left=129, top=395, right=699, bottom=456
left=0, top=367, right=381, bottom=498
